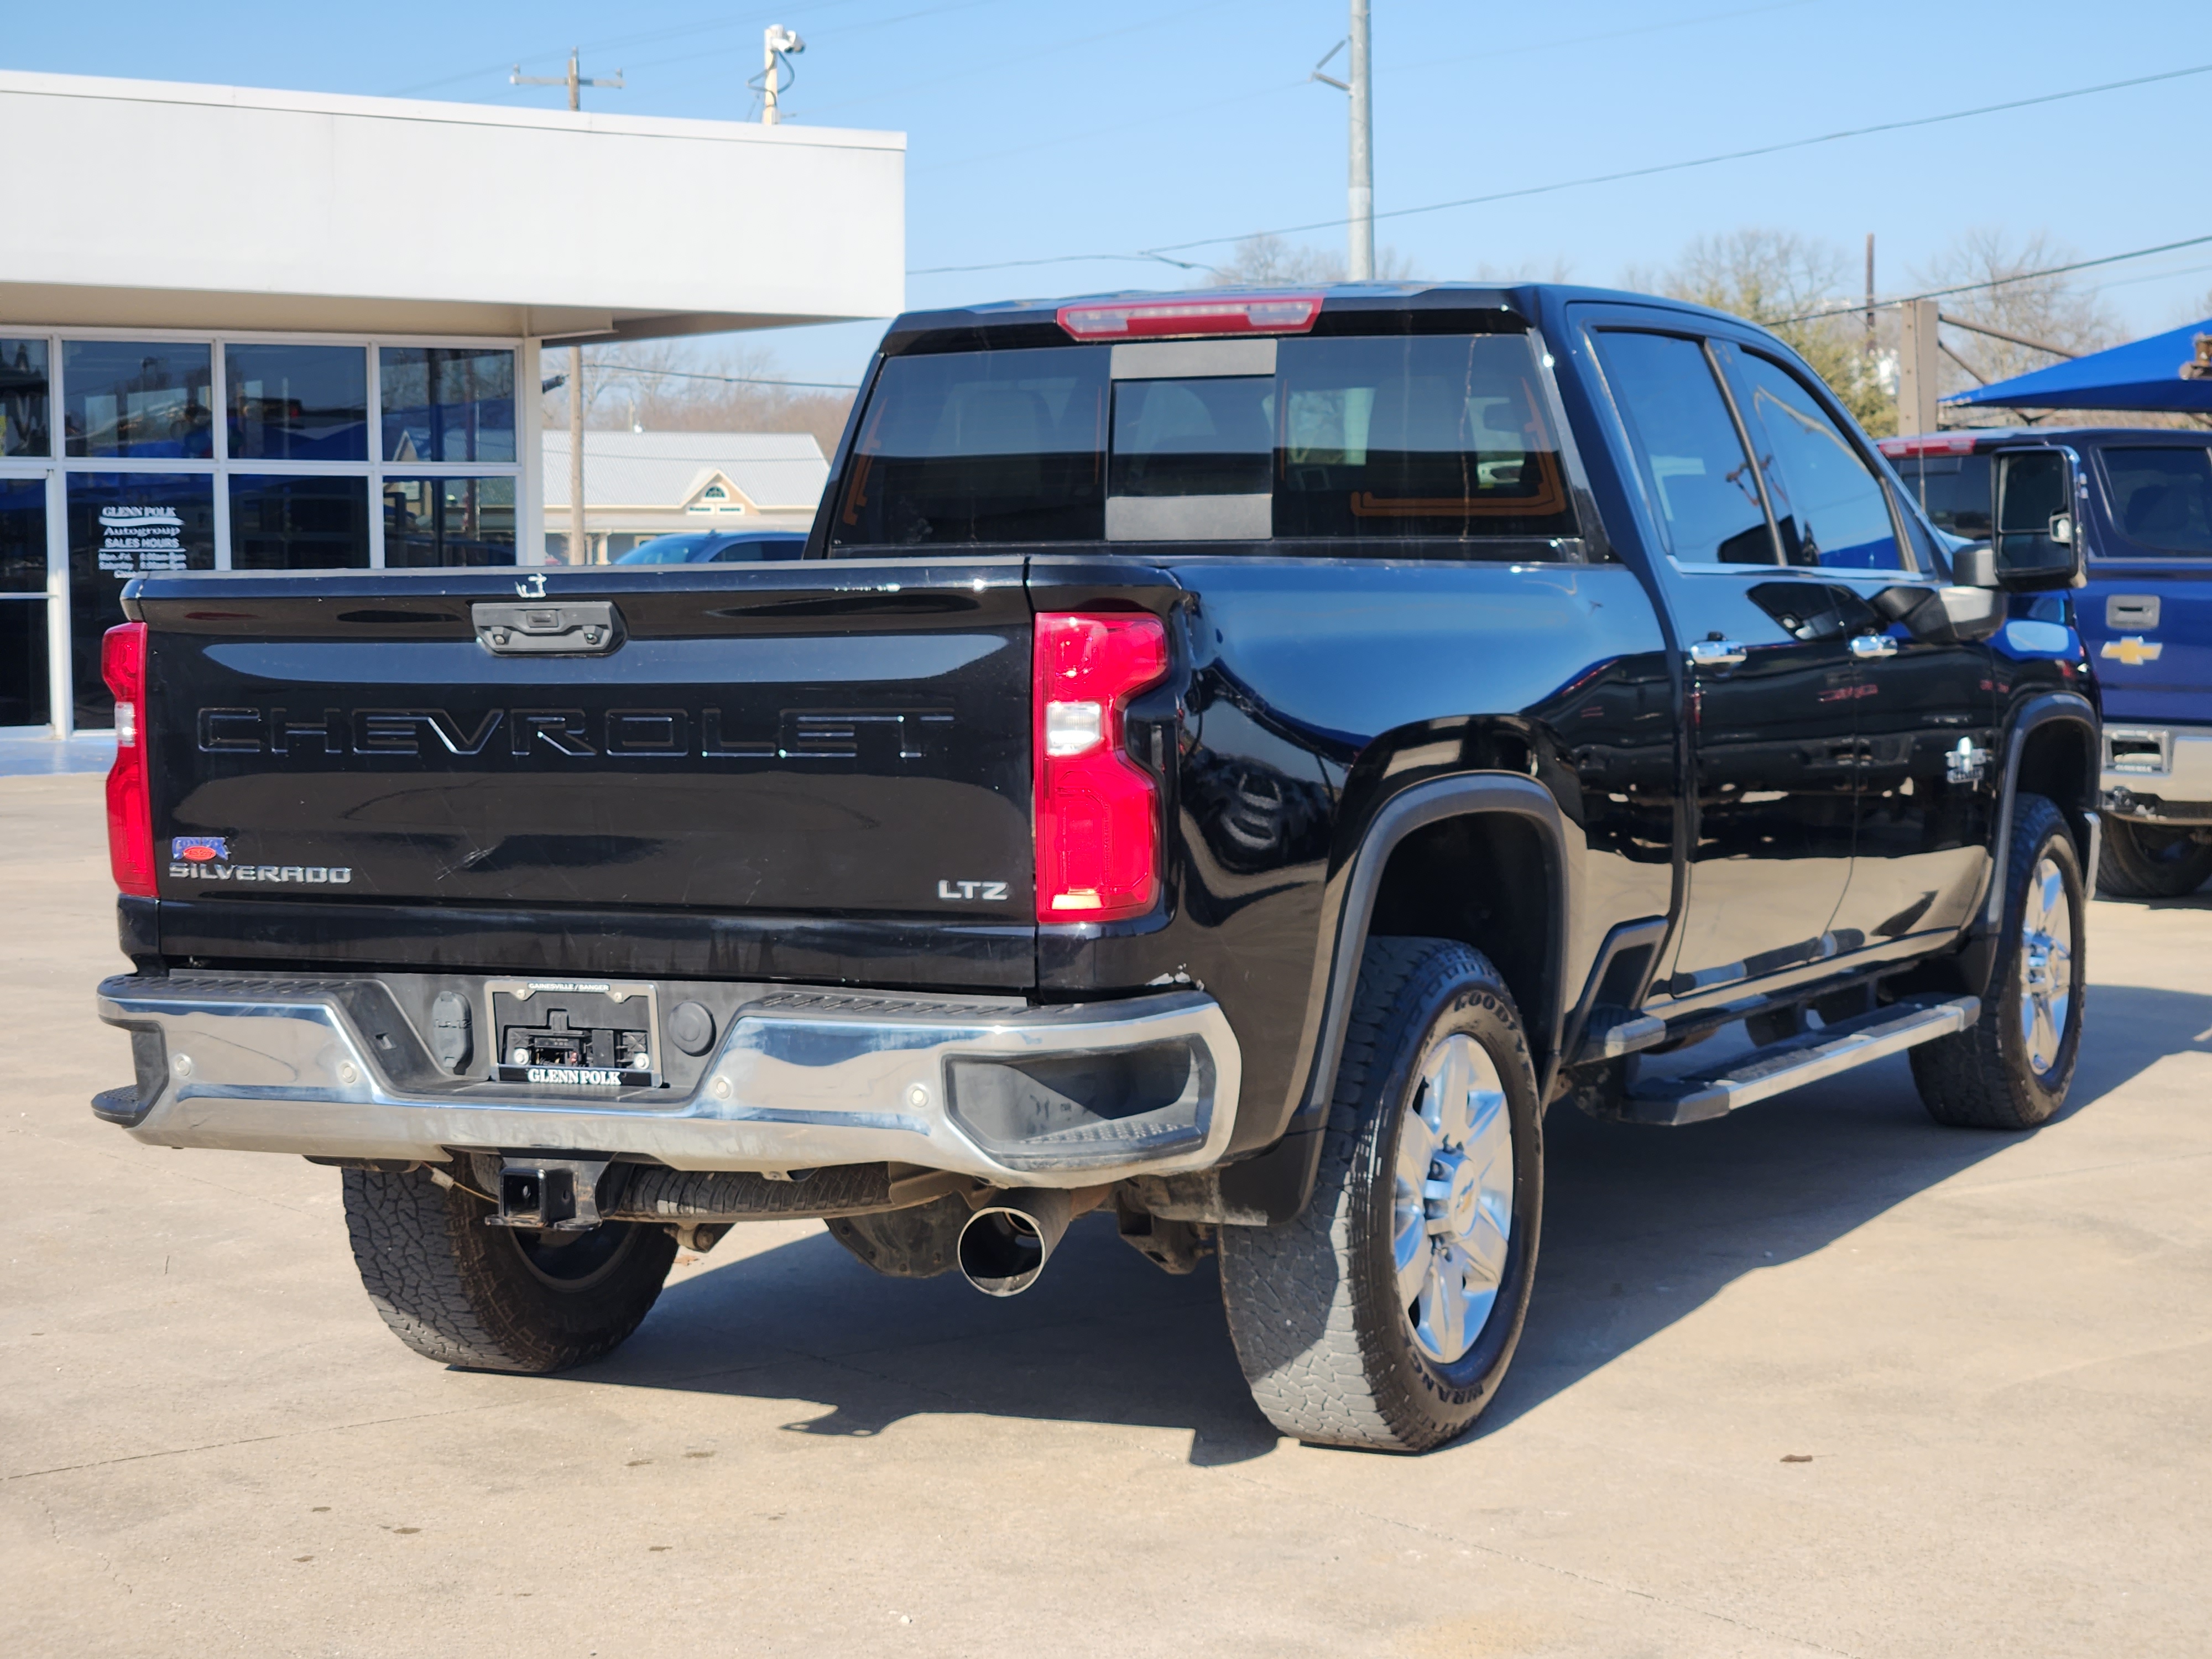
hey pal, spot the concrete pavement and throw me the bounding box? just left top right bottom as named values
left=4, top=771, right=2208, bottom=1657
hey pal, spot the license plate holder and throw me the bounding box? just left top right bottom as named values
left=487, top=979, right=661, bottom=1089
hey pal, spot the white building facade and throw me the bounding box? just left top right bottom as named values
left=0, top=70, right=901, bottom=738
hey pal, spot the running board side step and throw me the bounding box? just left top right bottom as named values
left=1624, top=995, right=1980, bottom=1126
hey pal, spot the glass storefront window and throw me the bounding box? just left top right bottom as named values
left=64, top=341, right=215, bottom=459
left=0, top=603, right=50, bottom=728
left=67, top=473, right=215, bottom=726
left=0, top=477, right=50, bottom=728
left=380, top=347, right=515, bottom=463
left=2, top=340, right=50, bottom=457
left=383, top=476, right=517, bottom=566
left=227, top=345, right=368, bottom=461
left=1, top=476, right=45, bottom=592
left=229, top=475, right=371, bottom=570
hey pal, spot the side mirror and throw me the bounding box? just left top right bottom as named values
left=1992, top=449, right=2085, bottom=591
left=1952, top=542, right=1997, bottom=587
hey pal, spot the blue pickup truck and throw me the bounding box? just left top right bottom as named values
left=1884, top=428, right=2212, bottom=896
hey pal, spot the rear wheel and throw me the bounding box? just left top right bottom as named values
left=1910, top=794, right=2085, bottom=1130
left=2095, top=817, right=2212, bottom=899
left=1218, top=937, right=1542, bottom=1453
left=343, top=1165, right=676, bottom=1372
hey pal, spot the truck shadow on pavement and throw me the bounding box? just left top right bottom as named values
left=573, top=982, right=2212, bottom=1462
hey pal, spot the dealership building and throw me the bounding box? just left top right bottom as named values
left=0, top=69, right=902, bottom=740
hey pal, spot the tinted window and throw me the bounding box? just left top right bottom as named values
left=229, top=476, right=371, bottom=570
left=833, top=348, right=1108, bottom=546
left=227, top=345, right=368, bottom=461
left=2101, top=446, right=2212, bottom=555
left=1273, top=333, right=1577, bottom=540
left=831, top=332, right=1578, bottom=552
left=1889, top=451, right=1992, bottom=537
left=382, top=477, right=517, bottom=566
left=1595, top=332, right=1774, bottom=565
left=709, top=535, right=804, bottom=561
left=2, top=339, right=50, bottom=457
left=380, top=347, right=516, bottom=463
left=1112, top=377, right=1272, bottom=498
left=617, top=534, right=717, bottom=564
left=63, top=341, right=214, bottom=458
left=1731, top=351, right=1901, bottom=569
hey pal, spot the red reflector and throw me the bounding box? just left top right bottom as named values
left=1879, top=435, right=1977, bottom=457
left=1033, top=612, right=1169, bottom=923
left=102, top=622, right=156, bottom=899
left=1057, top=294, right=1323, bottom=341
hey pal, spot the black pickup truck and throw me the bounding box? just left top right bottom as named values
left=92, top=284, right=2101, bottom=1453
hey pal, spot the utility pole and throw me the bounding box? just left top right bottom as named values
left=760, top=26, right=805, bottom=125
left=1864, top=233, right=1876, bottom=346
left=510, top=48, right=623, bottom=114
left=1347, top=0, right=1374, bottom=280
left=1898, top=298, right=1941, bottom=437
left=510, top=50, right=622, bottom=563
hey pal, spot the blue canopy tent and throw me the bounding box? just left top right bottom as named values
left=1943, top=316, right=2212, bottom=413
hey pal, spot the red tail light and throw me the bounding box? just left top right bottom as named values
left=102, top=622, right=156, bottom=898
left=1033, top=612, right=1169, bottom=922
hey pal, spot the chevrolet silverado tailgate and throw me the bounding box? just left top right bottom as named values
left=135, top=561, right=1034, bottom=936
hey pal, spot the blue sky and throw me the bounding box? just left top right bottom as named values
left=8, top=1, right=2208, bottom=385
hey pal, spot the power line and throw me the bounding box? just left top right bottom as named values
left=908, top=59, right=2212, bottom=278
left=588, top=363, right=860, bottom=390
left=916, top=1, right=1815, bottom=180
left=1769, top=232, right=2212, bottom=326
left=1376, top=0, right=1815, bottom=80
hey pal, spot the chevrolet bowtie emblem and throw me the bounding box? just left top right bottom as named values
left=2101, top=635, right=2163, bottom=666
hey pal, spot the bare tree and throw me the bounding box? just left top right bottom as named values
left=543, top=338, right=855, bottom=456
left=1470, top=257, right=1577, bottom=284
left=1202, top=233, right=1416, bottom=286
left=1635, top=228, right=1890, bottom=432
left=1911, top=228, right=2119, bottom=401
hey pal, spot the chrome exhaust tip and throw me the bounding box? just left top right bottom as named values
left=956, top=1188, right=1073, bottom=1297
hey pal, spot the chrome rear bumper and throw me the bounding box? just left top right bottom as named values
left=94, top=974, right=1241, bottom=1190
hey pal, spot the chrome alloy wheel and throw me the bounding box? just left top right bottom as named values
left=2018, top=853, right=2075, bottom=1077
left=1393, top=1033, right=1514, bottom=1364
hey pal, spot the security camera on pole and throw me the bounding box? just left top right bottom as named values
left=757, top=26, right=805, bottom=125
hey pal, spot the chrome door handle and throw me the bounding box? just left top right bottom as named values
left=1848, top=634, right=1899, bottom=660
left=1687, top=639, right=1748, bottom=668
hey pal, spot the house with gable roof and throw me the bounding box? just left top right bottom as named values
left=541, top=430, right=830, bottom=561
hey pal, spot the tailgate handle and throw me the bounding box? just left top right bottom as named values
left=473, top=601, right=622, bottom=655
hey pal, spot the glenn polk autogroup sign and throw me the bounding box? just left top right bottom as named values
left=97, top=505, right=190, bottom=575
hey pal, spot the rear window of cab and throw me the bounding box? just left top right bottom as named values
left=828, top=332, right=1584, bottom=557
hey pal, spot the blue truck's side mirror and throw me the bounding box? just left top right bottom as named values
left=1992, top=448, right=2086, bottom=591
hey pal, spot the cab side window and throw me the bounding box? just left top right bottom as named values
left=1594, top=331, right=1775, bottom=566
left=2100, top=446, right=2212, bottom=555
left=1729, top=350, right=1903, bottom=570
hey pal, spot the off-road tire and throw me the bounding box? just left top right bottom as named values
left=1218, top=937, right=1542, bottom=1453
left=2095, top=817, right=2212, bottom=899
left=343, top=1165, right=677, bottom=1372
left=1910, top=793, right=2085, bottom=1130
